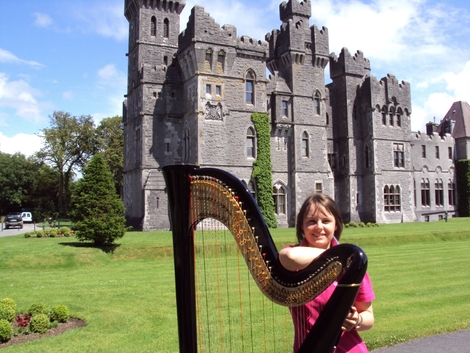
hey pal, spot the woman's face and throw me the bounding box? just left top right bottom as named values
left=302, top=203, right=337, bottom=249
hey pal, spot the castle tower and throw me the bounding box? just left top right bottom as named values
left=123, top=0, right=186, bottom=230
left=266, top=0, right=333, bottom=224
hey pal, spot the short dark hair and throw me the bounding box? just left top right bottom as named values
left=295, top=193, right=343, bottom=243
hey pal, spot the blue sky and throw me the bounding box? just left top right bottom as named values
left=1, top=0, right=470, bottom=156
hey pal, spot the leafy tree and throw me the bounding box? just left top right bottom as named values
left=70, top=154, right=126, bottom=246
left=95, top=116, right=124, bottom=197
left=0, top=152, right=36, bottom=214
left=29, top=162, right=61, bottom=221
left=37, top=111, right=96, bottom=215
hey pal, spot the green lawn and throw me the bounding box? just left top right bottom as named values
left=0, top=218, right=469, bottom=352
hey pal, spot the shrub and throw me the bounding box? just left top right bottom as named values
left=0, top=319, right=12, bottom=342
left=24, top=232, right=33, bottom=238
left=0, top=303, right=15, bottom=322
left=359, top=222, right=365, bottom=227
left=29, top=314, right=50, bottom=334
left=50, top=305, right=69, bottom=323
left=28, top=303, right=48, bottom=316
left=49, top=228, right=58, bottom=238
left=0, top=298, right=16, bottom=312
left=60, top=227, right=71, bottom=237
left=36, top=230, right=44, bottom=238
left=348, top=221, right=358, bottom=228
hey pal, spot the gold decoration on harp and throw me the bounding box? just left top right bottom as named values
left=190, top=175, right=343, bottom=307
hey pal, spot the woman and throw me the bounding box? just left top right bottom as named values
left=279, top=193, right=375, bottom=353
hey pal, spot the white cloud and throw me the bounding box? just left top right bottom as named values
left=0, top=131, right=43, bottom=157
left=442, top=60, right=470, bottom=102
left=98, top=64, right=118, bottom=80
left=411, top=92, right=456, bottom=131
left=0, top=73, right=47, bottom=123
left=0, top=48, right=44, bottom=68
left=33, top=12, right=53, bottom=28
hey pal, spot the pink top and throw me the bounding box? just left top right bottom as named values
left=287, top=239, right=375, bottom=353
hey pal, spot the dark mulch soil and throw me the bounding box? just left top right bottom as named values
left=0, top=318, right=86, bottom=349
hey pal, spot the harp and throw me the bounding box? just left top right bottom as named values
left=162, top=164, right=368, bottom=353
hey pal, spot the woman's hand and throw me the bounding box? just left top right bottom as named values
left=342, top=302, right=374, bottom=332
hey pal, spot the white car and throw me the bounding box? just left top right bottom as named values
left=21, top=212, right=33, bottom=223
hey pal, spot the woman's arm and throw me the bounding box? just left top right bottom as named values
left=279, top=246, right=326, bottom=271
left=342, top=302, right=374, bottom=332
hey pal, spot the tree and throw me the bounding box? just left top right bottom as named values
left=70, top=154, right=126, bottom=246
left=95, top=116, right=124, bottom=197
left=37, top=111, right=96, bottom=215
left=0, top=152, right=36, bottom=215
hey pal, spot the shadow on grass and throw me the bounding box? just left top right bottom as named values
left=58, top=242, right=121, bottom=253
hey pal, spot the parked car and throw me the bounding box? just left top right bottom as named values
left=5, top=212, right=23, bottom=229
left=21, top=212, right=33, bottom=223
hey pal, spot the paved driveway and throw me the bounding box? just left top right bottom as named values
left=0, top=223, right=42, bottom=237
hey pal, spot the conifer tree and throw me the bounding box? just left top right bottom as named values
left=70, top=154, right=126, bottom=245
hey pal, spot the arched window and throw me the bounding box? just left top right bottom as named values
left=396, top=107, right=402, bottom=127
left=217, top=50, right=225, bottom=74
left=205, top=48, right=212, bottom=72
left=245, top=71, right=255, bottom=104
left=273, top=185, right=286, bottom=215
left=163, top=18, right=169, bottom=38
left=301, top=131, right=309, bottom=157
left=448, top=180, right=455, bottom=206
left=382, top=106, right=387, bottom=125
left=435, top=179, right=444, bottom=206
left=326, top=113, right=329, bottom=125
left=389, top=106, right=395, bottom=126
left=151, top=16, right=156, bottom=36
left=314, top=91, right=321, bottom=115
left=246, top=127, right=256, bottom=158
left=384, top=185, right=401, bottom=211
left=421, top=178, right=430, bottom=206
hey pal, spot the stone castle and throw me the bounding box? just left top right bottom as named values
left=123, top=0, right=466, bottom=230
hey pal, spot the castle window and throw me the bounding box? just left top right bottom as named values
left=216, top=85, right=221, bottom=96
left=393, top=143, right=404, bottom=168
left=245, top=71, right=255, bottom=104
left=246, top=127, right=256, bottom=158
left=326, top=113, right=329, bottom=125
left=382, top=107, right=387, bottom=125
left=273, top=185, right=286, bottom=215
left=163, top=18, right=169, bottom=38
left=217, top=50, right=225, bottom=74
left=315, top=182, right=322, bottom=194
left=448, top=180, right=455, bottom=206
left=448, top=147, right=452, bottom=159
left=435, top=179, right=444, bottom=207
left=205, top=49, right=213, bottom=71
left=389, top=107, right=394, bottom=126
left=328, top=153, right=336, bottom=170
left=384, top=185, right=401, bottom=212
left=435, top=146, right=440, bottom=159
left=365, top=145, right=370, bottom=168
left=282, top=101, right=288, bottom=117
left=206, top=84, right=211, bottom=95
left=421, top=145, right=426, bottom=158
left=421, top=178, right=430, bottom=207
left=183, top=128, right=190, bottom=161
left=396, top=108, right=402, bottom=127
left=301, top=131, right=309, bottom=157
left=314, top=92, right=321, bottom=115
left=151, top=16, right=156, bottom=36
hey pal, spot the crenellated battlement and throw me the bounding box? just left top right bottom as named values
left=125, top=0, right=186, bottom=20
left=311, top=25, right=329, bottom=58
left=279, top=0, right=311, bottom=22
left=412, top=130, right=453, bottom=143
left=330, top=48, right=370, bottom=79
left=379, top=74, right=411, bottom=108
left=179, top=5, right=238, bottom=50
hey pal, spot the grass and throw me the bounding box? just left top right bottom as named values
left=0, top=218, right=469, bottom=352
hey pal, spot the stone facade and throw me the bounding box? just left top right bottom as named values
left=123, top=0, right=460, bottom=230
